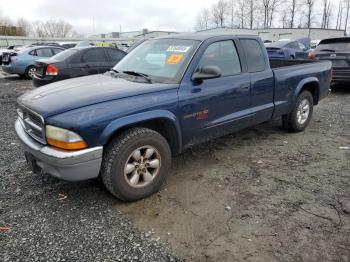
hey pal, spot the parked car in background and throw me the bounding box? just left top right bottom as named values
left=1, top=46, right=64, bottom=79
left=57, top=42, right=78, bottom=49
left=311, top=39, right=321, bottom=49
left=309, top=37, right=350, bottom=84
left=266, top=40, right=310, bottom=59
left=0, top=45, right=23, bottom=65
left=33, top=46, right=126, bottom=87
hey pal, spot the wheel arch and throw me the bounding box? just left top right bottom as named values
left=100, top=110, right=183, bottom=154
left=294, top=78, right=320, bottom=106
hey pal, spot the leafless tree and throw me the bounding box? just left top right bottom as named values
left=194, top=8, right=211, bottom=31
left=336, top=0, right=343, bottom=30
left=304, top=0, right=316, bottom=28
left=211, top=0, right=229, bottom=27
left=280, top=9, right=289, bottom=28
left=268, top=0, right=281, bottom=27
left=289, top=0, right=298, bottom=28
left=262, top=0, right=281, bottom=28
left=16, top=18, right=30, bottom=36
left=236, top=0, right=246, bottom=28
left=32, top=20, right=73, bottom=38
left=321, top=0, right=332, bottom=28
left=247, top=0, right=255, bottom=29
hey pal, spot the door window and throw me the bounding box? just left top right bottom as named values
left=82, top=49, right=106, bottom=63
left=36, top=48, right=53, bottom=57
left=240, top=39, right=266, bottom=72
left=197, top=40, right=241, bottom=77
left=52, top=48, right=63, bottom=55
left=105, top=49, right=126, bottom=62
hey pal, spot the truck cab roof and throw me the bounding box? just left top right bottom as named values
left=156, top=32, right=260, bottom=41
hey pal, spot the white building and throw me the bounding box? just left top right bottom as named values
left=197, top=27, right=346, bottom=41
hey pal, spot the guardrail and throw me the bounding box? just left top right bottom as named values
left=0, top=36, right=136, bottom=49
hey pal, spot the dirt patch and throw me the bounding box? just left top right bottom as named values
left=115, top=86, right=350, bottom=262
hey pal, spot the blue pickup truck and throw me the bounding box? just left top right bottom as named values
left=15, top=33, right=332, bottom=201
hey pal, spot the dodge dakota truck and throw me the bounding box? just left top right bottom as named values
left=15, top=33, right=332, bottom=201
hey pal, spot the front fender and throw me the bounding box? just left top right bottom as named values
left=99, top=109, right=182, bottom=152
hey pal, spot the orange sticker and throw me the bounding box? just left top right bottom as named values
left=167, top=54, right=183, bottom=65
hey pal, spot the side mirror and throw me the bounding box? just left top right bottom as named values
left=192, top=65, right=222, bottom=82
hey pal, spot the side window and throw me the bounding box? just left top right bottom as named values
left=36, top=48, right=53, bottom=57
left=29, top=50, right=37, bottom=56
left=240, top=39, right=266, bottom=73
left=286, top=42, right=299, bottom=49
left=197, top=40, right=241, bottom=77
left=105, top=49, right=126, bottom=62
left=298, top=43, right=306, bottom=51
left=82, top=49, right=105, bottom=63
left=52, top=48, right=63, bottom=55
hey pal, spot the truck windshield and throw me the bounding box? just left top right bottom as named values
left=113, top=39, right=199, bottom=83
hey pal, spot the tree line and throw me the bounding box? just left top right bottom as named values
left=194, top=0, right=350, bottom=33
left=0, top=10, right=76, bottom=37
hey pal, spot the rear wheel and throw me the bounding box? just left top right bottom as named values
left=101, top=127, right=171, bottom=201
left=282, top=90, right=313, bottom=132
left=25, top=65, right=36, bottom=79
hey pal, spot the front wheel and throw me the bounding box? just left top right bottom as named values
left=282, top=90, right=314, bottom=132
left=101, top=127, right=171, bottom=201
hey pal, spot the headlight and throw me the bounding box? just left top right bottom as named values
left=46, top=125, right=87, bottom=150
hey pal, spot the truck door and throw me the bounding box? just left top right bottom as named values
left=178, top=39, right=252, bottom=147
left=240, top=39, right=275, bottom=123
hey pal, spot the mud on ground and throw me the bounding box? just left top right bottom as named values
left=116, top=86, right=350, bottom=262
left=1, top=70, right=350, bottom=261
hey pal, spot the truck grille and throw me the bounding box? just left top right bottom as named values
left=17, top=106, right=46, bottom=144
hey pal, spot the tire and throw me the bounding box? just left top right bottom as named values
left=24, top=65, right=36, bottom=79
left=101, top=127, right=171, bottom=201
left=282, top=90, right=314, bottom=132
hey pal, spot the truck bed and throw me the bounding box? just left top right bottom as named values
left=269, top=59, right=321, bottom=68
left=270, top=58, right=332, bottom=118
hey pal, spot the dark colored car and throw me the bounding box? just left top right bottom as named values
left=309, top=37, right=350, bottom=83
left=266, top=40, right=309, bottom=59
left=33, top=46, right=126, bottom=87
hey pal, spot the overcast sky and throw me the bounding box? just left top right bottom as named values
left=0, top=0, right=220, bottom=35
left=0, top=0, right=342, bottom=35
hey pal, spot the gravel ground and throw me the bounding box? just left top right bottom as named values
left=0, top=70, right=349, bottom=262
left=0, top=73, right=179, bottom=262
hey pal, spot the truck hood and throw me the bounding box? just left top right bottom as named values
left=18, top=74, right=179, bottom=118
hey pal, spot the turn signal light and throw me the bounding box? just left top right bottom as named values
left=46, top=64, right=59, bottom=76
left=47, top=138, right=87, bottom=150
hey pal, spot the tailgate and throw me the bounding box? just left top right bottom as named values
left=316, top=52, right=350, bottom=68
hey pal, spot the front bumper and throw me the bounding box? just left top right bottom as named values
left=15, top=119, right=103, bottom=181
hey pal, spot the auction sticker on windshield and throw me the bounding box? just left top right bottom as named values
left=167, top=54, right=183, bottom=65
left=166, top=46, right=192, bottom=53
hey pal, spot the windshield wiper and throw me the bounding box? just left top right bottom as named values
left=122, top=70, right=152, bottom=83
left=319, top=49, right=336, bottom=52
